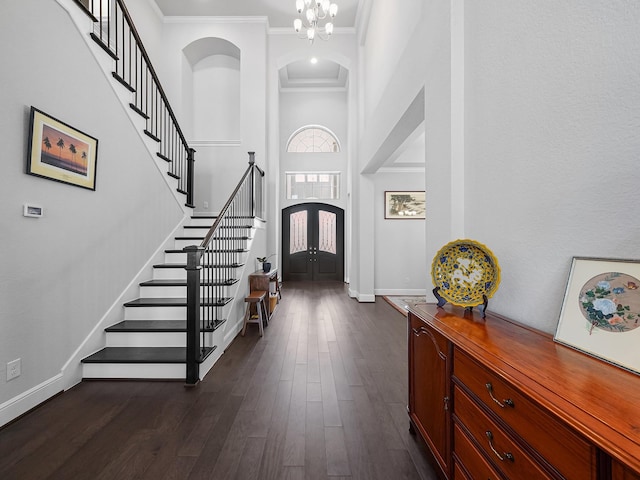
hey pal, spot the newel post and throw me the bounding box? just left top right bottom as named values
left=184, top=245, right=204, bottom=386
left=186, top=147, right=196, bottom=208
left=248, top=151, right=256, bottom=217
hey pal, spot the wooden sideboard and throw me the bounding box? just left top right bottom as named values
left=407, top=303, right=640, bottom=480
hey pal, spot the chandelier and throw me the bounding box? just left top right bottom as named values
left=294, top=0, right=338, bottom=43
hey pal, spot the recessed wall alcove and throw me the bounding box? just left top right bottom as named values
left=182, top=37, right=241, bottom=142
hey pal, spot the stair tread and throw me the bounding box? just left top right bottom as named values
left=140, top=279, right=239, bottom=287
left=184, top=225, right=253, bottom=229
left=106, top=320, right=187, bottom=332
left=175, top=236, right=251, bottom=240
left=81, top=346, right=215, bottom=364
left=164, top=249, right=248, bottom=254
left=82, top=347, right=186, bottom=363
left=105, top=320, right=225, bottom=332
left=124, top=297, right=233, bottom=307
left=190, top=215, right=254, bottom=219
left=153, top=263, right=245, bottom=269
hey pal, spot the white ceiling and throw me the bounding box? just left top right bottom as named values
left=279, top=58, right=348, bottom=90
left=152, top=0, right=360, bottom=29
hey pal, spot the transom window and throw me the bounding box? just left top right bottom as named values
left=287, top=126, right=340, bottom=153
left=285, top=172, right=340, bottom=200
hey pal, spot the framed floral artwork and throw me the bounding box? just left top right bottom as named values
left=554, top=257, right=640, bottom=375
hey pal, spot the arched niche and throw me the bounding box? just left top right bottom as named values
left=183, top=38, right=241, bottom=141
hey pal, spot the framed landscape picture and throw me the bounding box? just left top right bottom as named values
left=384, top=191, right=425, bottom=219
left=554, top=256, right=640, bottom=375
left=27, top=107, right=98, bottom=190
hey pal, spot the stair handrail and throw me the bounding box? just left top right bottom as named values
left=184, top=152, right=265, bottom=385
left=200, top=153, right=265, bottom=248
left=74, top=0, right=196, bottom=207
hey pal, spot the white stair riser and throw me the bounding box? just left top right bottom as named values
left=164, top=251, right=247, bottom=263
left=174, top=239, right=203, bottom=249
left=189, top=217, right=216, bottom=227
left=139, top=285, right=229, bottom=298
left=125, top=306, right=186, bottom=320
left=106, top=332, right=187, bottom=347
left=123, top=305, right=229, bottom=320
left=152, top=268, right=241, bottom=281
left=183, top=227, right=211, bottom=235
left=83, top=363, right=185, bottom=379
left=164, top=252, right=188, bottom=263
left=185, top=227, right=252, bottom=235
left=153, top=268, right=187, bottom=280
left=174, top=238, right=250, bottom=250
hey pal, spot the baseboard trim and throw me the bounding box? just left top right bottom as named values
left=374, top=289, right=427, bottom=296
left=357, top=293, right=376, bottom=303
left=0, top=374, right=64, bottom=428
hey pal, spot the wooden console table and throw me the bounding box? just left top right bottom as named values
left=249, top=268, right=281, bottom=316
left=407, top=303, right=640, bottom=480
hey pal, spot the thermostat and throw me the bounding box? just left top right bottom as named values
left=23, top=204, right=43, bottom=218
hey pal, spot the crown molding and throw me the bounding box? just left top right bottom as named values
left=279, top=86, right=348, bottom=94
left=188, top=140, right=242, bottom=147
left=163, top=16, right=269, bottom=25
left=269, top=26, right=356, bottom=36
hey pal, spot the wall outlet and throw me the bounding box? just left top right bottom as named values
left=7, top=358, right=20, bottom=381
left=203, top=201, right=209, bottom=209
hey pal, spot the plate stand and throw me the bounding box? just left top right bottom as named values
left=432, top=287, right=489, bottom=318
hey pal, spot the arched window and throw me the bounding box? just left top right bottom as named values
left=286, top=125, right=340, bottom=153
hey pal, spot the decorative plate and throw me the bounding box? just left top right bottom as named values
left=431, top=239, right=501, bottom=307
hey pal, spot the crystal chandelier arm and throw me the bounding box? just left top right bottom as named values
left=293, top=0, right=337, bottom=43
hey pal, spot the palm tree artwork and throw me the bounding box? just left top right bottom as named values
left=56, top=137, right=65, bottom=160
left=37, top=119, right=93, bottom=178
left=43, top=136, right=52, bottom=154
left=69, top=144, right=77, bottom=167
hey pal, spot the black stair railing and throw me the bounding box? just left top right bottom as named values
left=74, top=0, right=195, bottom=207
left=184, top=153, right=265, bottom=385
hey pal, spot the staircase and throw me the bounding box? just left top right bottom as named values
left=65, top=0, right=266, bottom=382
left=81, top=215, right=254, bottom=379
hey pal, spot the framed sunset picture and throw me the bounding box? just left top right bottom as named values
left=27, top=107, right=98, bottom=190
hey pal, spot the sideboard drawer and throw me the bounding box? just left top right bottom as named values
left=454, top=349, right=595, bottom=479
left=453, top=424, right=502, bottom=480
left=454, top=386, right=553, bottom=480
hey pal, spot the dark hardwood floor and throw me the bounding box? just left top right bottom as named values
left=0, top=281, right=436, bottom=480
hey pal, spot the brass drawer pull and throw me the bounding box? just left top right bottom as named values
left=485, top=431, right=514, bottom=462
left=485, top=382, right=515, bottom=408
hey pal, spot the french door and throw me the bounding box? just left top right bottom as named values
left=282, top=203, right=344, bottom=281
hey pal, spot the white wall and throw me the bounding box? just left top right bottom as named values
left=126, top=0, right=164, bottom=63
left=374, top=172, right=426, bottom=295
left=156, top=19, right=268, bottom=214
left=356, top=3, right=429, bottom=301
left=192, top=55, right=241, bottom=141
left=0, top=0, right=183, bottom=416
left=462, top=0, right=640, bottom=332
left=360, top=0, right=640, bottom=333
left=360, top=0, right=424, bottom=124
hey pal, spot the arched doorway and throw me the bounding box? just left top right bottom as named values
left=282, top=203, right=344, bottom=281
